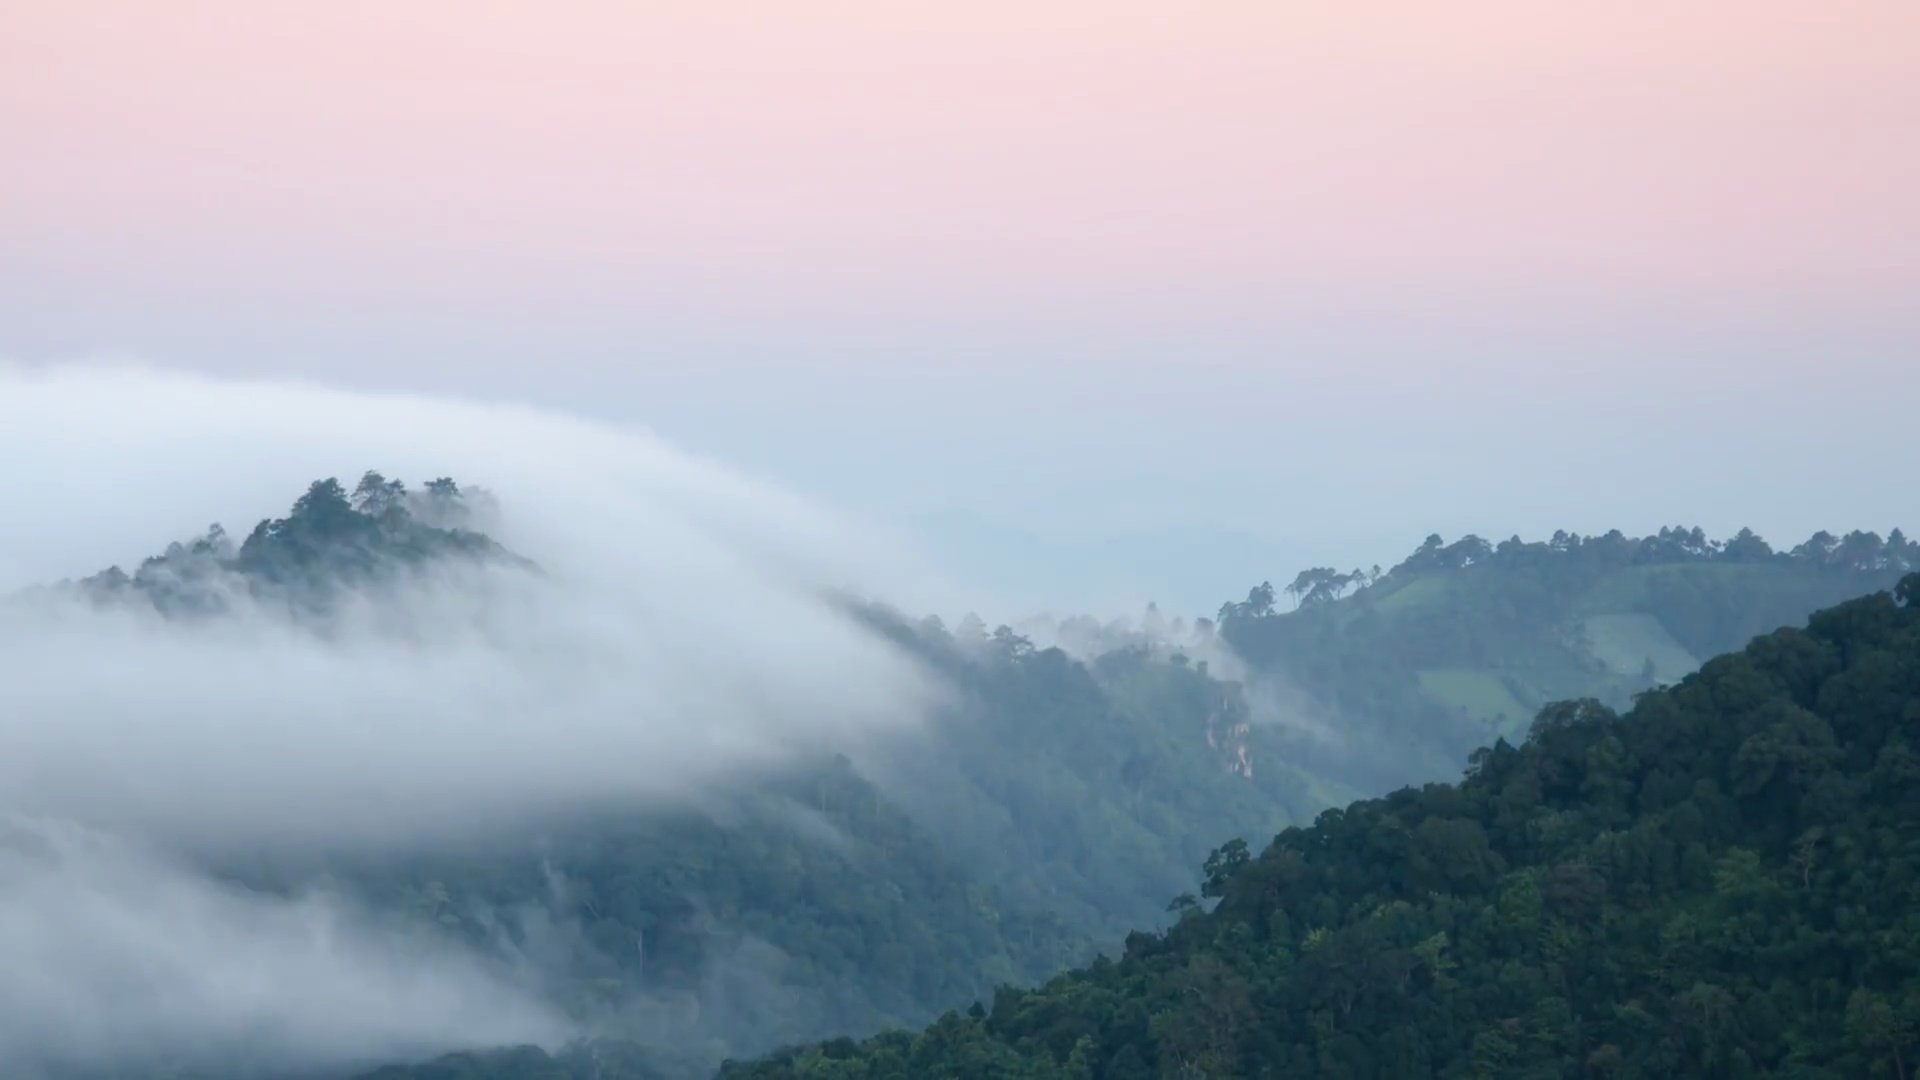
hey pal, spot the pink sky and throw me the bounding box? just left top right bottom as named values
left=5, top=1, right=1916, bottom=324
left=2, top=2, right=1917, bottom=610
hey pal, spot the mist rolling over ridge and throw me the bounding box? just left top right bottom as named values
left=5, top=0, right=1917, bottom=1073
left=0, top=363, right=956, bottom=1075
left=2, top=361, right=1915, bottom=1080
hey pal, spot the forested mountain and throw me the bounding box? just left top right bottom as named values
left=723, top=573, right=1920, bottom=1079
left=1213, top=527, right=1915, bottom=794
left=848, top=607, right=1336, bottom=942
left=22, top=475, right=1321, bottom=1078
left=36, top=485, right=1917, bottom=1079
left=314, top=601, right=1337, bottom=1076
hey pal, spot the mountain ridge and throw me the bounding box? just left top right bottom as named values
left=720, top=571, right=1920, bottom=1078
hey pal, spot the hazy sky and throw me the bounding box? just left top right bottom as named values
left=4, top=1, right=1915, bottom=613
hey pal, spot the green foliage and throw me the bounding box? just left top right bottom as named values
left=1215, top=526, right=1914, bottom=793
left=75, top=471, right=519, bottom=617
left=849, top=615, right=1331, bottom=941
left=726, top=574, right=1920, bottom=1079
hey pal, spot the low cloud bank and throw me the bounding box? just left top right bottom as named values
left=0, top=362, right=946, bottom=1072
left=0, top=817, right=566, bottom=1077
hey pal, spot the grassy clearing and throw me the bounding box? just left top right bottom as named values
left=1371, top=575, right=1452, bottom=614
left=1417, top=668, right=1534, bottom=736
left=1580, top=612, right=1700, bottom=682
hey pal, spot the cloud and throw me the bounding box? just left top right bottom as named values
left=0, top=816, right=566, bottom=1078
left=0, top=360, right=950, bottom=1071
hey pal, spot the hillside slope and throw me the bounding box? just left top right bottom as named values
left=18, top=475, right=1323, bottom=1078
left=1216, top=527, right=1915, bottom=792
left=44, top=493, right=1918, bottom=1078
left=724, top=573, right=1920, bottom=1079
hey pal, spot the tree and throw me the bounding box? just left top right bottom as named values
left=1792, top=530, right=1841, bottom=565
left=1220, top=581, right=1276, bottom=622
left=1722, top=527, right=1774, bottom=562
left=353, top=470, right=407, bottom=515
left=1890, top=528, right=1914, bottom=568
left=1286, top=568, right=1356, bottom=607
left=1201, top=839, right=1250, bottom=899
left=290, top=477, right=352, bottom=519
left=990, top=625, right=1035, bottom=660
left=1846, top=988, right=1915, bottom=1080
left=1837, top=530, right=1888, bottom=571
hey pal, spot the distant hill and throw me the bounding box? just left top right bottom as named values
left=1213, top=526, right=1915, bottom=793
left=64, top=471, right=521, bottom=618
left=722, top=573, right=1920, bottom=1079
left=847, top=606, right=1336, bottom=943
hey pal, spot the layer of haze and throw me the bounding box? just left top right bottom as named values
left=0, top=364, right=948, bottom=1072
left=4, top=2, right=1916, bottom=612
left=0, top=817, right=565, bottom=1077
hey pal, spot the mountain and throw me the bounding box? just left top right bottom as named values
left=721, top=573, right=1920, bottom=1079
left=846, top=606, right=1337, bottom=943
left=17, top=475, right=1325, bottom=1078
left=32, top=486, right=1917, bottom=1078
left=1213, top=527, right=1916, bottom=794
left=304, top=595, right=1339, bottom=1076
left=67, top=473, right=521, bottom=618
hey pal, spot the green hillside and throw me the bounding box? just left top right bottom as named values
left=1214, top=527, right=1915, bottom=793
left=1580, top=613, right=1697, bottom=683
left=722, top=574, right=1920, bottom=1079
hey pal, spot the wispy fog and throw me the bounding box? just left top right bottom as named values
left=0, top=362, right=947, bottom=1072
left=0, top=817, right=565, bottom=1077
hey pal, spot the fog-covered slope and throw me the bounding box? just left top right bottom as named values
left=725, top=574, right=1920, bottom=1079
left=19, top=471, right=1914, bottom=1079
left=4, top=476, right=1320, bottom=1078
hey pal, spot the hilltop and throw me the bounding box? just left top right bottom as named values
left=64, top=472, right=521, bottom=618
left=1214, top=526, right=1915, bottom=792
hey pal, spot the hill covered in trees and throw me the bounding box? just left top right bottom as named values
left=17, top=474, right=1327, bottom=1078
left=1213, top=526, right=1915, bottom=794
left=30, top=489, right=1917, bottom=1079
left=722, top=572, right=1920, bottom=1079
left=64, top=471, right=518, bottom=618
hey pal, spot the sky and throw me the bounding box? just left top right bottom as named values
left=4, top=0, right=1916, bottom=614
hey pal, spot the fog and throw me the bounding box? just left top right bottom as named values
left=0, top=817, right=565, bottom=1077
left=1007, top=610, right=1340, bottom=746
left=0, top=362, right=952, bottom=1073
